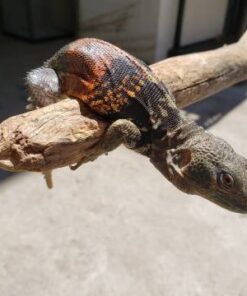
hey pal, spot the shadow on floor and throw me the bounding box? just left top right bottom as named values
left=186, top=82, right=247, bottom=128
left=0, top=171, right=15, bottom=181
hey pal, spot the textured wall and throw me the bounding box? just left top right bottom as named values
left=78, top=0, right=160, bottom=62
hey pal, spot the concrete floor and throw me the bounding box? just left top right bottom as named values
left=0, top=34, right=247, bottom=296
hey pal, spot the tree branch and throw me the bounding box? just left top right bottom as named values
left=151, top=31, right=247, bottom=108
left=0, top=31, right=246, bottom=175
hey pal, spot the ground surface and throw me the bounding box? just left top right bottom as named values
left=0, top=34, right=247, bottom=296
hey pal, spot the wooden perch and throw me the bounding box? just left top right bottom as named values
left=0, top=100, right=107, bottom=172
left=0, top=31, right=247, bottom=176
left=151, top=31, right=247, bottom=108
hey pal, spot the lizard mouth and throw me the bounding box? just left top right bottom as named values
left=203, top=193, right=247, bottom=213
left=181, top=168, right=247, bottom=213
left=151, top=149, right=247, bottom=213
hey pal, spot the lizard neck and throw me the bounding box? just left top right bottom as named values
left=150, top=104, right=188, bottom=144
left=150, top=118, right=204, bottom=192
left=152, top=116, right=205, bottom=154
left=164, top=118, right=204, bottom=150
left=148, top=91, right=183, bottom=132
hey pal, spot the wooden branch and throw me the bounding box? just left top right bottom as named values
left=0, top=31, right=246, bottom=175
left=151, top=31, right=247, bottom=108
left=0, top=100, right=107, bottom=172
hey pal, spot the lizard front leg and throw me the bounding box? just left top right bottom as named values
left=100, top=119, right=142, bottom=151
left=70, top=119, right=142, bottom=170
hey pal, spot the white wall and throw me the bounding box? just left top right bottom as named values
left=78, top=0, right=160, bottom=62
left=180, top=0, right=228, bottom=46
left=78, top=0, right=229, bottom=63
left=155, top=0, right=179, bottom=61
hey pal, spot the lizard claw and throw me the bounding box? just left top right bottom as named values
left=70, top=162, right=82, bottom=170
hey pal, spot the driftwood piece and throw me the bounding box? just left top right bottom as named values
left=0, top=100, right=106, bottom=172
left=0, top=31, right=246, bottom=175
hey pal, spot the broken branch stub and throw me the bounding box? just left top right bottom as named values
left=0, top=99, right=107, bottom=172
left=0, top=31, right=246, bottom=173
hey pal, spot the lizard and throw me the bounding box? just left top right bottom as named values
left=26, top=38, right=247, bottom=213
left=26, top=38, right=180, bottom=164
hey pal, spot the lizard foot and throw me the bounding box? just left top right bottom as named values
left=100, top=119, right=142, bottom=151
left=70, top=119, right=142, bottom=171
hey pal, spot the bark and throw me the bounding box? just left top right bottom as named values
left=151, top=31, right=247, bottom=108
left=0, top=100, right=107, bottom=172
left=0, top=31, right=246, bottom=175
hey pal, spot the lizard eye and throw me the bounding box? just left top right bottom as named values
left=218, top=172, right=234, bottom=189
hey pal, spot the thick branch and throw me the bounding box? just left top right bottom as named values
left=151, top=31, right=247, bottom=108
left=0, top=32, right=246, bottom=173
left=0, top=100, right=107, bottom=172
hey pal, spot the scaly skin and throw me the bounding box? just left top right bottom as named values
left=26, top=38, right=247, bottom=213
left=151, top=121, right=247, bottom=213
left=26, top=39, right=181, bottom=154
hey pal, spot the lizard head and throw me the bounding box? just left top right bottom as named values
left=150, top=122, right=247, bottom=213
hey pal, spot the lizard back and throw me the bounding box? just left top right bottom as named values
left=45, top=38, right=180, bottom=132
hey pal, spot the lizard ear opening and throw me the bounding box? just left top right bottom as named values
left=173, top=149, right=192, bottom=169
